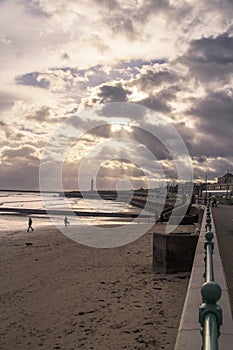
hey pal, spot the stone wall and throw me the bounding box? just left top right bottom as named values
left=153, top=232, right=199, bottom=274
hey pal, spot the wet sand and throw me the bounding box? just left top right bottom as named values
left=0, top=224, right=189, bottom=350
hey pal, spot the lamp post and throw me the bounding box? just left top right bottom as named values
left=205, top=172, right=208, bottom=204
left=226, top=169, right=231, bottom=205
left=226, top=169, right=229, bottom=204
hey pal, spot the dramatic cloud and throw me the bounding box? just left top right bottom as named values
left=183, top=32, right=233, bottom=82
left=2, top=145, right=38, bottom=160
left=95, top=83, right=130, bottom=103
left=16, top=72, right=51, bottom=89
left=187, top=89, right=233, bottom=157
left=0, top=0, right=233, bottom=189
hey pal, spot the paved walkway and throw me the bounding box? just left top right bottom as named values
left=212, top=205, right=233, bottom=316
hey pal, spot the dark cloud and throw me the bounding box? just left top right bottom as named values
left=189, top=90, right=233, bottom=130
left=188, top=34, right=233, bottom=65
left=2, top=145, right=38, bottom=160
left=183, top=33, right=233, bottom=82
left=16, top=72, right=50, bottom=89
left=136, top=95, right=171, bottom=114
left=192, top=156, right=207, bottom=164
left=182, top=90, right=233, bottom=158
left=96, top=83, right=130, bottom=103
left=133, top=67, right=179, bottom=91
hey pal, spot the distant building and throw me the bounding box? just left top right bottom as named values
left=207, top=173, right=233, bottom=192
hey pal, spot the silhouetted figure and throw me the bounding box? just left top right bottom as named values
left=27, top=217, right=33, bottom=231
left=64, top=216, right=69, bottom=227
left=212, top=198, right=217, bottom=207
left=159, top=213, right=164, bottom=223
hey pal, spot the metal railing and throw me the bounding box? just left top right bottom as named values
left=199, top=200, right=223, bottom=349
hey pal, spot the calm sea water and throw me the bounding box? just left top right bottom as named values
left=0, top=192, right=147, bottom=231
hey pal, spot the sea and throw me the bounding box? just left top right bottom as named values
left=0, top=191, right=150, bottom=232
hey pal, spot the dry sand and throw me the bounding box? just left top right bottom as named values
left=0, top=224, right=190, bottom=350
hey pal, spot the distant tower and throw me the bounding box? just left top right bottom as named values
left=91, top=178, right=94, bottom=192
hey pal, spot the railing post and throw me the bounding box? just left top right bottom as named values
left=199, top=282, right=222, bottom=350
left=205, top=202, right=212, bottom=231
left=204, top=231, right=214, bottom=282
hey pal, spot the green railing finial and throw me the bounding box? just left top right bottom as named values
left=199, top=282, right=223, bottom=348
left=201, top=282, right=222, bottom=305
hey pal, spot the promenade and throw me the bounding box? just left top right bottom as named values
left=212, top=205, right=233, bottom=316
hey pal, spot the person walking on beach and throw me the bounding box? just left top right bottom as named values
left=27, top=217, right=33, bottom=232
left=64, top=216, right=69, bottom=227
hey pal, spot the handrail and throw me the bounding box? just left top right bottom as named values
left=205, top=243, right=214, bottom=282
left=199, top=199, right=223, bottom=349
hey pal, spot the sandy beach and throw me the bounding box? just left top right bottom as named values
left=0, top=223, right=189, bottom=350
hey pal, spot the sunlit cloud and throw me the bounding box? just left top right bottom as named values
left=0, top=0, right=232, bottom=189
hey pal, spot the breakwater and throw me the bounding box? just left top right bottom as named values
left=0, top=207, right=150, bottom=218
left=63, top=190, right=178, bottom=215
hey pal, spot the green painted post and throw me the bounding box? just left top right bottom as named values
left=203, top=313, right=220, bottom=350
left=204, top=231, right=214, bottom=282
left=205, top=207, right=212, bottom=231
left=199, top=282, right=222, bottom=350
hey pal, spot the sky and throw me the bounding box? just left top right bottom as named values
left=0, top=0, right=232, bottom=191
